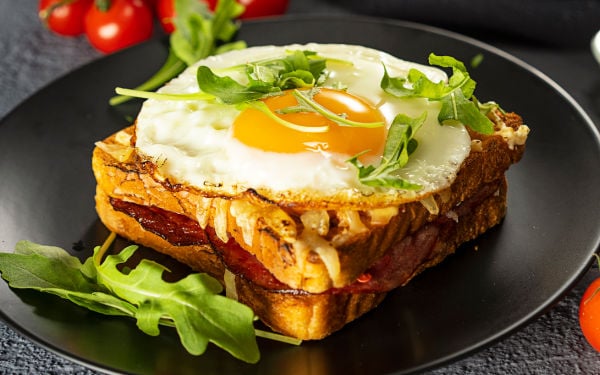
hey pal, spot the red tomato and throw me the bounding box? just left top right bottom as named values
left=579, top=276, right=600, bottom=351
left=157, top=0, right=288, bottom=34
left=205, top=0, right=217, bottom=9
left=85, top=0, right=154, bottom=54
left=156, top=0, right=177, bottom=34
left=237, top=0, right=288, bottom=19
left=38, top=0, right=93, bottom=36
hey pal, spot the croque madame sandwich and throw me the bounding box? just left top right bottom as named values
left=92, top=43, right=529, bottom=340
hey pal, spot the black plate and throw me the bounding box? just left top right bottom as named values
left=1, top=15, right=600, bottom=375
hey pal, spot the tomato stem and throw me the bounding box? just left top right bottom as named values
left=95, top=0, right=111, bottom=12
left=38, top=0, right=77, bottom=24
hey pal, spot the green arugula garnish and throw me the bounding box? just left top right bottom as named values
left=470, top=53, right=484, bottom=69
left=195, top=50, right=328, bottom=104
left=245, top=50, right=327, bottom=89
left=109, top=0, right=245, bottom=106
left=114, top=50, right=329, bottom=106
left=241, top=100, right=330, bottom=133
left=0, top=234, right=301, bottom=363
left=289, top=89, right=384, bottom=128
left=113, top=87, right=215, bottom=102
left=380, top=53, right=494, bottom=134
left=0, top=240, right=137, bottom=317
left=171, top=0, right=244, bottom=66
left=195, top=65, right=280, bottom=104
left=347, top=112, right=426, bottom=190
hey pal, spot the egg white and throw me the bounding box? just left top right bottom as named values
left=134, top=43, right=471, bottom=203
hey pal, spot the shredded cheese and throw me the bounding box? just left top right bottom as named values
left=312, top=239, right=341, bottom=287
left=95, top=141, right=133, bottom=163
left=296, top=228, right=341, bottom=287
left=470, top=139, right=483, bottom=152
left=367, top=206, right=398, bottom=226
left=230, top=200, right=260, bottom=247
left=339, top=210, right=368, bottom=234
left=331, top=210, right=369, bottom=247
left=114, top=130, right=132, bottom=146
left=496, top=124, right=530, bottom=150
left=213, top=198, right=230, bottom=243
left=297, top=210, right=342, bottom=286
left=300, top=210, right=329, bottom=236
left=195, top=197, right=212, bottom=229
left=420, top=195, right=439, bottom=215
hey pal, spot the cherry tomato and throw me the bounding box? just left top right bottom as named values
left=157, top=0, right=288, bottom=34
left=579, top=276, right=600, bottom=351
left=142, top=0, right=157, bottom=8
left=237, top=0, right=288, bottom=19
left=156, top=0, right=177, bottom=34
left=85, top=0, right=154, bottom=54
left=38, top=0, right=93, bottom=36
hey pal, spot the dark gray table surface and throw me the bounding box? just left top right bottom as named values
left=1, top=1, right=600, bottom=374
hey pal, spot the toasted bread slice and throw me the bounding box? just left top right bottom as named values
left=94, top=170, right=511, bottom=340
left=92, top=109, right=526, bottom=294
left=92, top=108, right=527, bottom=339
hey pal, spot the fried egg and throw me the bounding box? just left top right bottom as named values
left=134, top=44, right=471, bottom=205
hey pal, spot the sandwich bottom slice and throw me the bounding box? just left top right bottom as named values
left=92, top=109, right=527, bottom=340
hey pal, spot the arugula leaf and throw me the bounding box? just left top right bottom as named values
left=347, top=112, right=426, bottom=189
left=114, top=50, right=327, bottom=105
left=290, top=89, right=385, bottom=128
left=94, top=244, right=259, bottom=362
left=243, top=101, right=330, bottom=133
left=0, top=241, right=136, bottom=317
left=381, top=66, right=448, bottom=99
left=438, top=89, right=494, bottom=134
left=196, top=50, right=328, bottom=104
left=170, top=0, right=213, bottom=66
left=114, top=86, right=215, bottom=102
left=380, top=53, right=494, bottom=134
left=470, top=53, right=484, bottom=69
left=196, top=66, right=279, bottom=104
left=278, top=70, right=316, bottom=90
left=0, top=239, right=261, bottom=363
left=109, top=0, right=245, bottom=106
left=171, top=0, right=244, bottom=66
left=428, top=54, right=476, bottom=99
left=242, top=50, right=326, bottom=85
left=259, top=50, right=326, bottom=88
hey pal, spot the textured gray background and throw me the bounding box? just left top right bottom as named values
left=1, top=0, right=600, bottom=374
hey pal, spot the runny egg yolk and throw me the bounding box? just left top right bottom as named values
left=231, top=88, right=386, bottom=159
